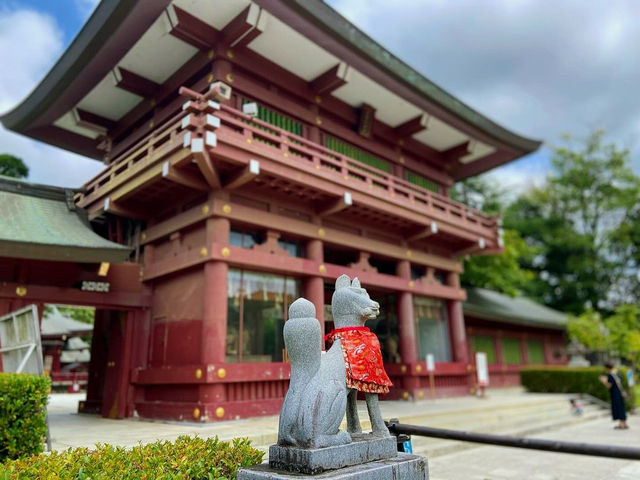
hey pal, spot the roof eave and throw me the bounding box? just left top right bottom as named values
left=279, top=0, right=541, bottom=155
left=1, top=0, right=170, bottom=140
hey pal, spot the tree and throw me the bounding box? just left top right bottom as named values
left=0, top=154, right=28, bottom=179
left=505, top=131, right=640, bottom=314
left=44, top=305, right=95, bottom=325
left=567, top=309, right=609, bottom=352
left=453, top=175, right=537, bottom=296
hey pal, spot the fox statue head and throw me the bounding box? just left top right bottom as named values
left=331, top=274, right=380, bottom=328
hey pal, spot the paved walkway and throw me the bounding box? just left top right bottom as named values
left=46, top=391, right=638, bottom=479
left=45, top=388, right=549, bottom=449
left=429, top=416, right=640, bottom=480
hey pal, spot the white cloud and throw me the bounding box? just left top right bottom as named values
left=0, top=7, right=103, bottom=187
left=74, top=0, right=100, bottom=18
left=327, top=0, right=640, bottom=173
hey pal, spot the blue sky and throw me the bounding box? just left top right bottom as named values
left=1, top=0, right=638, bottom=190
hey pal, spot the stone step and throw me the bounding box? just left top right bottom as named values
left=412, top=409, right=609, bottom=458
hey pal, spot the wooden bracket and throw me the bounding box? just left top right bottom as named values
left=189, top=137, right=221, bottom=189
left=394, top=113, right=429, bottom=138
left=309, top=62, right=350, bottom=95
left=318, top=192, right=352, bottom=217
left=73, top=108, right=115, bottom=135
left=164, top=5, right=218, bottom=50
left=112, top=67, right=160, bottom=98
left=103, top=197, right=145, bottom=219
left=162, top=161, right=209, bottom=190
left=225, top=159, right=260, bottom=190
left=407, top=221, right=439, bottom=242
left=221, top=4, right=266, bottom=48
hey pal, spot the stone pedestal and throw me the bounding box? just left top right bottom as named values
left=238, top=453, right=427, bottom=479
left=269, top=435, right=396, bottom=474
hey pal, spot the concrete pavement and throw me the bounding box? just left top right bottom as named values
left=45, top=390, right=638, bottom=479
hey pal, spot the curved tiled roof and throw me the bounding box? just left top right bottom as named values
left=463, top=287, right=567, bottom=330
left=0, top=176, right=130, bottom=262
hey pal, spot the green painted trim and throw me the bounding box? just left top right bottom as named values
left=325, top=135, right=391, bottom=173
left=406, top=171, right=439, bottom=193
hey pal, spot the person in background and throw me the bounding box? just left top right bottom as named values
left=599, top=362, right=629, bottom=429
left=569, top=398, right=584, bottom=416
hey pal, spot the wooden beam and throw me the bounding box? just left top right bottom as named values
left=224, top=159, right=260, bottom=189
left=73, top=108, right=115, bottom=135
left=164, top=5, right=218, bottom=50
left=189, top=137, right=221, bottom=189
left=407, top=221, right=439, bottom=242
left=451, top=149, right=514, bottom=181
left=309, top=62, right=350, bottom=95
left=113, top=67, right=160, bottom=98
left=394, top=113, right=429, bottom=138
left=455, top=237, right=488, bottom=257
left=103, top=198, right=146, bottom=219
left=318, top=192, right=352, bottom=217
left=162, top=161, right=209, bottom=191
left=443, top=140, right=472, bottom=162
left=221, top=4, right=266, bottom=48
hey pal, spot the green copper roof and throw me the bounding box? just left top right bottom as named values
left=463, top=287, right=567, bottom=330
left=0, top=176, right=130, bottom=263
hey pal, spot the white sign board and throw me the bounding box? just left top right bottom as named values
left=426, top=353, right=435, bottom=372
left=628, top=370, right=635, bottom=387
left=0, top=305, right=44, bottom=375
left=476, top=352, right=489, bottom=386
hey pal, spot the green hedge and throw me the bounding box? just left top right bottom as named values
left=520, top=366, right=635, bottom=412
left=0, top=436, right=263, bottom=479
left=0, top=373, right=50, bottom=462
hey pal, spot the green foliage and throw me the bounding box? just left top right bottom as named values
left=520, top=366, right=635, bottom=412
left=461, top=230, right=537, bottom=296
left=0, top=154, right=28, bottom=179
left=605, top=304, right=640, bottom=358
left=0, top=436, right=263, bottom=479
left=566, top=305, right=640, bottom=368
left=452, top=175, right=537, bottom=296
left=505, top=131, right=640, bottom=314
left=44, top=305, right=95, bottom=325
left=567, top=309, right=609, bottom=351
left=0, top=374, right=50, bottom=462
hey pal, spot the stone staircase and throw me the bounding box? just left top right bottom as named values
left=394, top=394, right=609, bottom=458
left=238, top=392, right=609, bottom=460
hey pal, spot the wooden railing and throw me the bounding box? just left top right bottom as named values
left=78, top=102, right=498, bottom=237
left=216, top=104, right=498, bottom=233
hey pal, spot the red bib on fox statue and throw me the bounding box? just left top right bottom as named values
left=326, top=326, right=393, bottom=394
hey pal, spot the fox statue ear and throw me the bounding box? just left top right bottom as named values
left=351, top=277, right=361, bottom=289
left=335, top=274, right=351, bottom=290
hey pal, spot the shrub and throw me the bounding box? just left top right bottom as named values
left=0, top=373, right=50, bottom=461
left=0, top=436, right=263, bottom=479
left=520, top=366, right=636, bottom=412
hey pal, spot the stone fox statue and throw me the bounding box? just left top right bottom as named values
left=278, top=298, right=351, bottom=448
left=326, top=275, right=392, bottom=436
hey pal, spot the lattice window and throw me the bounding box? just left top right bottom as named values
left=501, top=337, right=523, bottom=364
left=406, top=171, right=440, bottom=193
left=526, top=339, right=545, bottom=364
left=325, top=135, right=391, bottom=173
left=242, top=99, right=302, bottom=136
left=471, top=335, right=497, bottom=364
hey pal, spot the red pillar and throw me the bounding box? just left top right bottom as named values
left=202, top=217, right=230, bottom=364
left=396, top=260, right=417, bottom=364
left=447, top=271, right=469, bottom=365
left=396, top=260, right=420, bottom=395
left=447, top=300, right=469, bottom=365
left=304, top=239, right=325, bottom=339
left=200, top=217, right=230, bottom=410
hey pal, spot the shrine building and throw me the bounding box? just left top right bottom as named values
left=1, top=0, right=564, bottom=421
